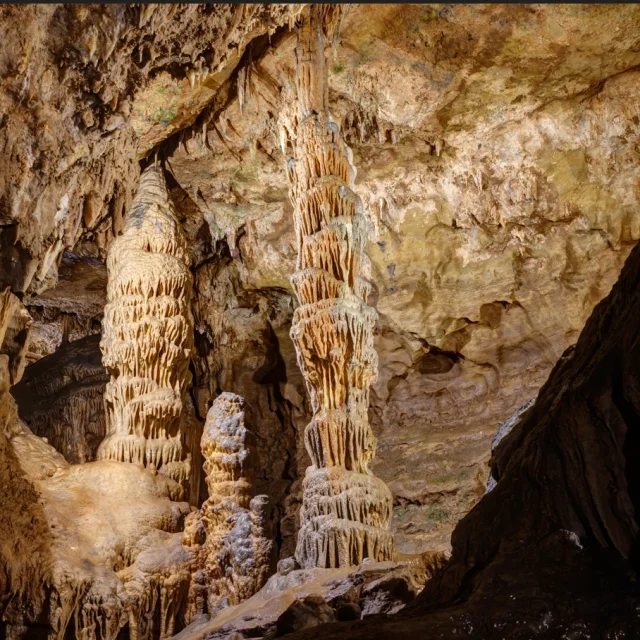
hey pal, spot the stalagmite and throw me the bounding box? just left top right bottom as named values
left=285, top=6, right=395, bottom=569
left=97, top=165, right=194, bottom=493
left=198, top=393, right=274, bottom=614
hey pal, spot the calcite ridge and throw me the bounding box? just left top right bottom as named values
left=285, top=6, right=395, bottom=569
left=97, top=165, right=195, bottom=492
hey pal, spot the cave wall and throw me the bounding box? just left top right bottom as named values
left=12, top=334, right=108, bottom=464
left=161, top=3, right=640, bottom=554
left=281, top=188, right=640, bottom=640
left=0, top=3, right=301, bottom=295
left=3, top=3, right=640, bottom=565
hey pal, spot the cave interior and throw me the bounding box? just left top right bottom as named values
left=2, top=3, right=640, bottom=639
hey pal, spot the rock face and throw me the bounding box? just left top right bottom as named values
left=3, top=6, right=640, bottom=638
left=0, top=4, right=301, bottom=296
left=5, top=4, right=640, bottom=559
left=174, top=554, right=445, bottom=640
left=159, top=3, right=640, bottom=555
left=281, top=229, right=640, bottom=639
left=198, top=392, right=274, bottom=614
left=287, top=6, right=395, bottom=569
left=0, top=289, right=32, bottom=388
left=22, top=251, right=107, bottom=364
left=11, top=334, right=109, bottom=464
left=97, top=165, right=195, bottom=494
left=0, top=290, right=197, bottom=640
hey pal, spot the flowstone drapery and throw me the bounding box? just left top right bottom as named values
left=198, top=393, right=273, bottom=613
left=97, top=165, right=194, bottom=492
left=285, top=7, right=395, bottom=568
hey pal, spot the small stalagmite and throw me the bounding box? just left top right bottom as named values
left=97, top=165, right=194, bottom=491
left=198, top=392, right=274, bottom=614
left=285, top=6, right=395, bottom=568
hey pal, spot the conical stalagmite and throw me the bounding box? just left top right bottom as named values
left=285, top=6, right=395, bottom=568
left=199, top=393, right=274, bottom=613
left=97, top=165, right=194, bottom=492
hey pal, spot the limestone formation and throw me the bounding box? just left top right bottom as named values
left=199, top=392, right=274, bottom=613
left=12, top=334, right=108, bottom=464
left=0, top=289, right=196, bottom=640
left=0, top=288, right=32, bottom=389
left=4, top=5, right=640, bottom=637
left=286, top=6, right=395, bottom=568
left=97, top=165, right=195, bottom=492
left=173, top=553, right=447, bottom=640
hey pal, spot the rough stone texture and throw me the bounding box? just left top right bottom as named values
left=197, top=393, right=274, bottom=615
left=173, top=553, right=445, bottom=640
left=0, top=293, right=51, bottom=636
left=159, top=3, right=640, bottom=554
left=275, top=594, right=336, bottom=636
left=0, top=289, right=32, bottom=388
left=279, top=221, right=640, bottom=640
left=97, top=165, right=195, bottom=495
left=3, top=1, right=640, bottom=587
left=22, top=251, right=107, bottom=364
left=11, top=334, right=108, bottom=464
left=287, top=6, right=394, bottom=569
left=0, top=3, right=301, bottom=295
left=0, top=291, right=197, bottom=640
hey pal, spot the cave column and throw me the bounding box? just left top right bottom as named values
left=97, top=165, right=195, bottom=496
left=286, top=6, right=395, bottom=568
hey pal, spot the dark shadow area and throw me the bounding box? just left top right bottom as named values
left=283, top=239, right=640, bottom=638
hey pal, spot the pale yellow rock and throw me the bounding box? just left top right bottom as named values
left=1, top=391, right=196, bottom=640
left=286, top=6, right=395, bottom=569
left=97, top=165, right=195, bottom=493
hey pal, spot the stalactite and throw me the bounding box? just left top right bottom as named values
left=97, top=165, right=194, bottom=494
left=196, top=393, right=274, bottom=614
left=0, top=289, right=32, bottom=387
left=285, top=6, right=395, bottom=569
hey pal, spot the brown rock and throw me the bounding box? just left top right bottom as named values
left=280, top=216, right=640, bottom=640
left=287, top=5, right=395, bottom=569
left=11, top=334, right=108, bottom=464
left=275, top=594, right=336, bottom=636
left=3, top=6, right=640, bottom=638
left=174, top=557, right=439, bottom=640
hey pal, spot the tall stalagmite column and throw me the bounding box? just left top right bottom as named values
left=287, top=6, right=395, bottom=568
left=97, top=165, right=194, bottom=491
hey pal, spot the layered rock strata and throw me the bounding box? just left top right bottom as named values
left=198, top=392, right=274, bottom=614
left=97, top=165, right=194, bottom=492
left=286, top=7, right=395, bottom=569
